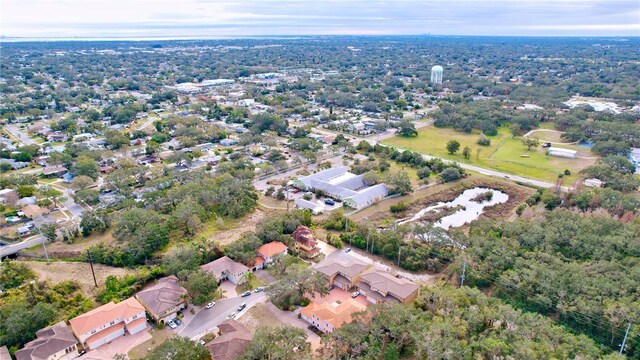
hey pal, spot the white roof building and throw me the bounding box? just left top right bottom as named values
left=548, top=147, right=577, bottom=159
left=293, top=166, right=389, bottom=210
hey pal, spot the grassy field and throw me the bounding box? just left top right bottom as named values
left=383, top=126, right=596, bottom=183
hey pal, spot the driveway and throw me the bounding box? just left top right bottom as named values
left=79, top=326, right=152, bottom=360
left=177, top=292, right=267, bottom=340
left=218, top=280, right=238, bottom=298
left=262, top=302, right=322, bottom=350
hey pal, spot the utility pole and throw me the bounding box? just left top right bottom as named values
left=620, top=323, right=631, bottom=355
left=460, top=257, right=467, bottom=287
left=345, top=215, right=352, bottom=246
left=397, top=247, right=402, bottom=267
left=285, top=185, right=289, bottom=212
left=87, top=249, right=98, bottom=288
left=42, top=238, right=49, bottom=263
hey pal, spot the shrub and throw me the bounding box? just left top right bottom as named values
left=390, top=202, right=408, bottom=213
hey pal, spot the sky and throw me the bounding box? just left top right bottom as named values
left=1, top=0, right=639, bottom=38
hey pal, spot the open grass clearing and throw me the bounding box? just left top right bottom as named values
left=23, top=260, right=134, bottom=299
left=383, top=125, right=596, bottom=183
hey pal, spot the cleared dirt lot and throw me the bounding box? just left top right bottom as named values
left=24, top=260, right=134, bottom=298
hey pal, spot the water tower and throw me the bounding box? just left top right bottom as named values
left=431, top=65, right=443, bottom=84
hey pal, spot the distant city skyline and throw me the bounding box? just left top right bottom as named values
left=1, top=0, right=639, bottom=38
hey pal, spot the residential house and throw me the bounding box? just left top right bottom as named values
left=315, top=253, right=370, bottom=290
left=583, top=178, right=605, bottom=188
left=355, top=269, right=419, bottom=305
left=47, top=132, right=68, bottom=142
left=0, top=346, right=11, bottom=360
left=254, top=241, right=288, bottom=270
left=291, top=225, right=321, bottom=258
left=20, top=204, right=47, bottom=219
left=35, top=156, right=50, bottom=167
left=0, top=189, right=18, bottom=205
left=300, top=298, right=367, bottom=333
left=201, top=256, right=250, bottom=285
left=135, top=276, right=189, bottom=324
left=15, top=321, right=80, bottom=360
left=69, top=297, right=147, bottom=351
left=292, top=166, right=389, bottom=210
left=294, top=198, right=325, bottom=215
left=0, top=158, right=29, bottom=170
left=41, top=165, right=68, bottom=178
left=205, top=319, right=253, bottom=360
left=17, top=224, right=35, bottom=237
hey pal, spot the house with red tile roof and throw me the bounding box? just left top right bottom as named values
left=300, top=298, right=367, bottom=333
left=69, top=297, right=147, bottom=351
left=254, top=241, right=288, bottom=270
left=291, top=225, right=320, bottom=258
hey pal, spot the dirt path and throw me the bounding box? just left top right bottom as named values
left=24, top=260, right=133, bottom=298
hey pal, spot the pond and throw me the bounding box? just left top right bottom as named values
left=397, top=187, right=509, bottom=229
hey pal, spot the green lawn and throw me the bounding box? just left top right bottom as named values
left=383, top=126, right=596, bottom=183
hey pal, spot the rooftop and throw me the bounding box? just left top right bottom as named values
left=201, top=256, right=250, bottom=278
left=257, top=241, right=288, bottom=258
left=15, top=321, right=77, bottom=360
left=205, top=319, right=253, bottom=360
left=69, top=297, right=144, bottom=335
left=135, top=276, right=188, bottom=316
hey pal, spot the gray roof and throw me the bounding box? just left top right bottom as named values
left=358, top=269, right=419, bottom=300
left=315, top=251, right=369, bottom=279
left=299, top=166, right=351, bottom=188
left=201, top=256, right=250, bottom=279
left=15, top=321, right=78, bottom=360
left=333, top=173, right=366, bottom=191
left=135, top=276, right=188, bottom=317
left=345, top=184, right=389, bottom=206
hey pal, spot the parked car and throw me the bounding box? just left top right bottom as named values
left=167, top=320, right=177, bottom=329
left=327, top=285, right=335, bottom=291
left=351, top=291, right=360, bottom=298
left=173, top=318, right=182, bottom=326
left=237, top=303, right=247, bottom=311
left=344, top=248, right=351, bottom=253
left=56, top=218, right=66, bottom=223
left=254, top=287, right=264, bottom=293
left=205, top=302, right=215, bottom=309
left=198, top=340, right=206, bottom=345
left=228, top=312, right=237, bottom=319
left=324, top=199, right=335, bottom=206
left=241, top=291, right=251, bottom=297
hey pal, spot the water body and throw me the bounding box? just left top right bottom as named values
left=397, top=187, right=509, bottom=229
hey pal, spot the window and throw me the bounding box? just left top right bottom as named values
left=91, top=330, right=96, bottom=334
left=110, top=321, right=115, bottom=325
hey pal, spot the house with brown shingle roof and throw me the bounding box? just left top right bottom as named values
left=254, top=241, right=288, bottom=270
left=300, top=298, right=367, bottom=333
left=205, top=319, right=253, bottom=360
left=20, top=204, right=47, bottom=218
left=201, top=256, right=250, bottom=285
left=291, top=225, right=320, bottom=258
left=14, top=321, right=80, bottom=360
left=355, top=269, right=419, bottom=305
left=41, top=165, right=68, bottom=178
left=69, top=297, right=147, bottom=351
left=315, top=253, right=370, bottom=291
left=135, top=276, right=188, bottom=324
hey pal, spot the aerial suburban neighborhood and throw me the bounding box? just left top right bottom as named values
left=0, top=1, right=639, bottom=359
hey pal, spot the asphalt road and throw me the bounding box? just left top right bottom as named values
left=177, top=291, right=267, bottom=340
left=5, top=124, right=36, bottom=146
left=0, top=235, right=45, bottom=258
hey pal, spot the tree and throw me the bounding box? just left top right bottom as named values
left=147, top=337, right=211, bottom=360
left=162, top=243, right=202, bottom=275
left=241, top=326, right=310, bottom=360
left=388, top=171, right=413, bottom=195
left=462, top=146, right=471, bottom=159
left=397, top=120, right=418, bottom=137
left=521, top=136, right=540, bottom=151
left=72, top=156, right=99, bottom=180
left=71, top=175, right=94, bottom=190
left=80, top=210, right=109, bottom=236
left=39, top=223, right=58, bottom=242
left=439, top=168, right=462, bottom=182
left=39, top=185, right=65, bottom=208
left=266, top=265, right=328, bottom=310
left=172, top=196, right=205, bottom=236
left=179, top=269, right=218, bottom=306
left=446, top=140, right=460, bottom=154
left=16, top=185, right=36, bottom=198
left=145, top=140, right=162, bottom=155
left=477, top=134, right=491, bottom=146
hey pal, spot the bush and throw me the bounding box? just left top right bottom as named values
left=516, top=204, right=527, bottom=216
left=477, top=134, right=491, bottom=146
left=390, top=202, right=408, bottom=213
left=439, top=168, right=462, bottom=183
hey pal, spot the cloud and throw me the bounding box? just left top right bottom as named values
left=1, top=0, right=638, bottom=37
